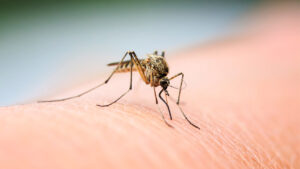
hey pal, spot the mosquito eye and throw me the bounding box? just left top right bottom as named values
left=160, top=80, right=166, bottom=85
left=160, top=79, right=169, bottom=89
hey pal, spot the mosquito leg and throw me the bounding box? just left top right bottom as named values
left=97, top=56, right=134, bottom=107
left=177, top=105, right=200, bottom=129
left=96, top=89, right=130, bottom=107
left=169, top=72, right=184, bottom=104
left=149, top=72, right=158, bottom=104
left=38, top=51, right=131, bottom=103
left=130, top=51, right=149, bottom=84
left=98, top=52, right=150, bottom=107
left=153, top=87, right=158, bottom=104
left=98, top=51, right=150, bottom=107
left=104, top=51, right=132, bottom=83
left=169, top=72, right=200, bottom=129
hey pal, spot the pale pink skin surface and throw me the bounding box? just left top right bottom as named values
left=0, top=6, right=300, bottom=169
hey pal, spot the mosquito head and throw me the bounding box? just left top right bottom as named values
left=159, top=77, right=170, bottom=90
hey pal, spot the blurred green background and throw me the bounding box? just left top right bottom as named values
left=0, top=0, right=258, bottom=106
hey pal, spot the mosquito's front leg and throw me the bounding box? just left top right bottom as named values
left=169, top=72, right=184, bottom=104
left=169, top=72, right=200, bottom=129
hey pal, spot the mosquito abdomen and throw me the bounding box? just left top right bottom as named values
left=107, top=60, right=141, bottom=73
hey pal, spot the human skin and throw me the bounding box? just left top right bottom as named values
left=0, top=9, right=300, bottom=169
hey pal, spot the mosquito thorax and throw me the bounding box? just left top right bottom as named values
left=143, top=54, right=169, bottom=87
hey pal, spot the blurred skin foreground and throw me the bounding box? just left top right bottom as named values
left=0, top=6, right=300, bottom=169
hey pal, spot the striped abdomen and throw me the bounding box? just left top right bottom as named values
left=107, top=60, right=144, bottom=73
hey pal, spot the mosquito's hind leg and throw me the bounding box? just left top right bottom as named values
left=38, top=51, right=132, bottom=103
left=97, top=55, right=134, bottom=107
left=169, top=73, right=200, bottom=129
left=97, top=51, right=150, bottom=107
left=129, top=51, right=149, bottom=84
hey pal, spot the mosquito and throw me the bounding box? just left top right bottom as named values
left=38, top=51, right=200, bottom=129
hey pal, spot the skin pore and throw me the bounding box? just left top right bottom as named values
left=0, top=6, right=300, bottom=169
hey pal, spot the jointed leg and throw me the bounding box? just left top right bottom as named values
left=129, top=51, right=149, bottom=84
left=169, top=72, right=200, bottom=129
left=97, top=51, right=149, bottom=107
left=177, top=105, right=200, bottom=129
left=38, top=51, right=131, bottom=103
left=150, top=72, right=158, bottom=104
left=169, top=72, right=184, bottom=104
left=97, top=56, right=134, bottom=107
left=153, top=87, right=158, bottom=104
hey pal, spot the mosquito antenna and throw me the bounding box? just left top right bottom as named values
left=183, top=80, right=187, bottom=89
left=159, top=89, right=172, bottom=120
left=169, top=80, right=187, bottom=90
left=169, top=85, right=179, bottom=89
left=38, top=82, right=106, bottom=103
